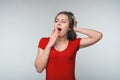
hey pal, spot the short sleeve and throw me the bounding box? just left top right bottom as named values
left=69, top=38, right=81, bottom=52
left=38, top=37, right=49, bottom=50
left=76, top=38, right=81, bottom=50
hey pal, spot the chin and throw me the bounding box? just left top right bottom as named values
left=58, top=34, right=63, bottom=38
left=58, top=34, right=66, bottom=38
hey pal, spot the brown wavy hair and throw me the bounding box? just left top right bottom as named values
left=55, top=11, right=77, bottom=40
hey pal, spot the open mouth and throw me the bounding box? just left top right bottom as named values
left=57, top=28, right=61, bottom=31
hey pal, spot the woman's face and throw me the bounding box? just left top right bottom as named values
left=54, top=14, right=69, bottom=37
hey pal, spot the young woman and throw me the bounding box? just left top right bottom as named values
left=34, top=11, right=103, bottom=80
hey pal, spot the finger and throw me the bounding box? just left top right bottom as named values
left=50, top=29, right=57, bottom=39
left=50, top=28, right=55, bottom=37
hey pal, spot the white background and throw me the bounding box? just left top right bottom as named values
left=0, top=0, right=120, bottom=80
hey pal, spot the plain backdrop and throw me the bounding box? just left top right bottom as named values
left=0, top=0, right=120, bottom=80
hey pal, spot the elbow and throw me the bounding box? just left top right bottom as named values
left=35, top=66, right=44, bottom=73
left=98, top=32, right=103, bottom=40
left=36, top=67, right=44, bottom=73
left=93, top=32, right=103, bottom=43
left=36, top=69, right=44, bottom=73
left=34, top=64, right=44, bottom=73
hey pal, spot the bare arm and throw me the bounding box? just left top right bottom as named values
left=34, top=46, right=51, bottom=73
left=74, top=27, right=103, bottom=48
left=34, top=29, right=59, bottom=73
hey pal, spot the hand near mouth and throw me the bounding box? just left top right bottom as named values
left=47, top=28, right=59, bottom=48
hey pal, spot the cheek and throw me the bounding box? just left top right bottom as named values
left=63, top=24, right=69, bottom=31
left=62, top=26, right=69, bottom=33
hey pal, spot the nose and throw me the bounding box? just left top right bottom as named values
left=57, top=20, right=61, bottom=24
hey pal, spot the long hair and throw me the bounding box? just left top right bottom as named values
left=55, top=11, right=77, bottom=40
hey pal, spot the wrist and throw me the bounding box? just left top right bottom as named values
left=46, top=44, right=52, bottom=50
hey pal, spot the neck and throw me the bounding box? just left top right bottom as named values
left=54, top=36, right=69, bottom=51
left=57, top=36, right=68, bottom=42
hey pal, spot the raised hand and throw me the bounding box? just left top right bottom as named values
left=47, top=28, right=59, bottom=48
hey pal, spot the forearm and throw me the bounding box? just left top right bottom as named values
left=35, top=45, right=51, bottom=73
left=74, top=27, right=102, bottom=39
left=74, top=27, right=103, bottom=48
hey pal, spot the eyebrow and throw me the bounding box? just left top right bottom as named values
left=55, top=18, right=67, bottom=21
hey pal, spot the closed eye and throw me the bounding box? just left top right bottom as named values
left=55, top=20, right=58, bottom=22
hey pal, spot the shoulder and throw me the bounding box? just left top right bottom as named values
left=68, top=38, right=81, bottom=51
left=40, top=37, right=49, bottom=42
left=69, top=38, right=81, bottom=47
left=38, top=37, right=50, bottom=49
left=70, top=38, right=81, bottom=43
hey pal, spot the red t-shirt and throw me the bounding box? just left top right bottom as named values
left=38, top=37, right=81, bottom=80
